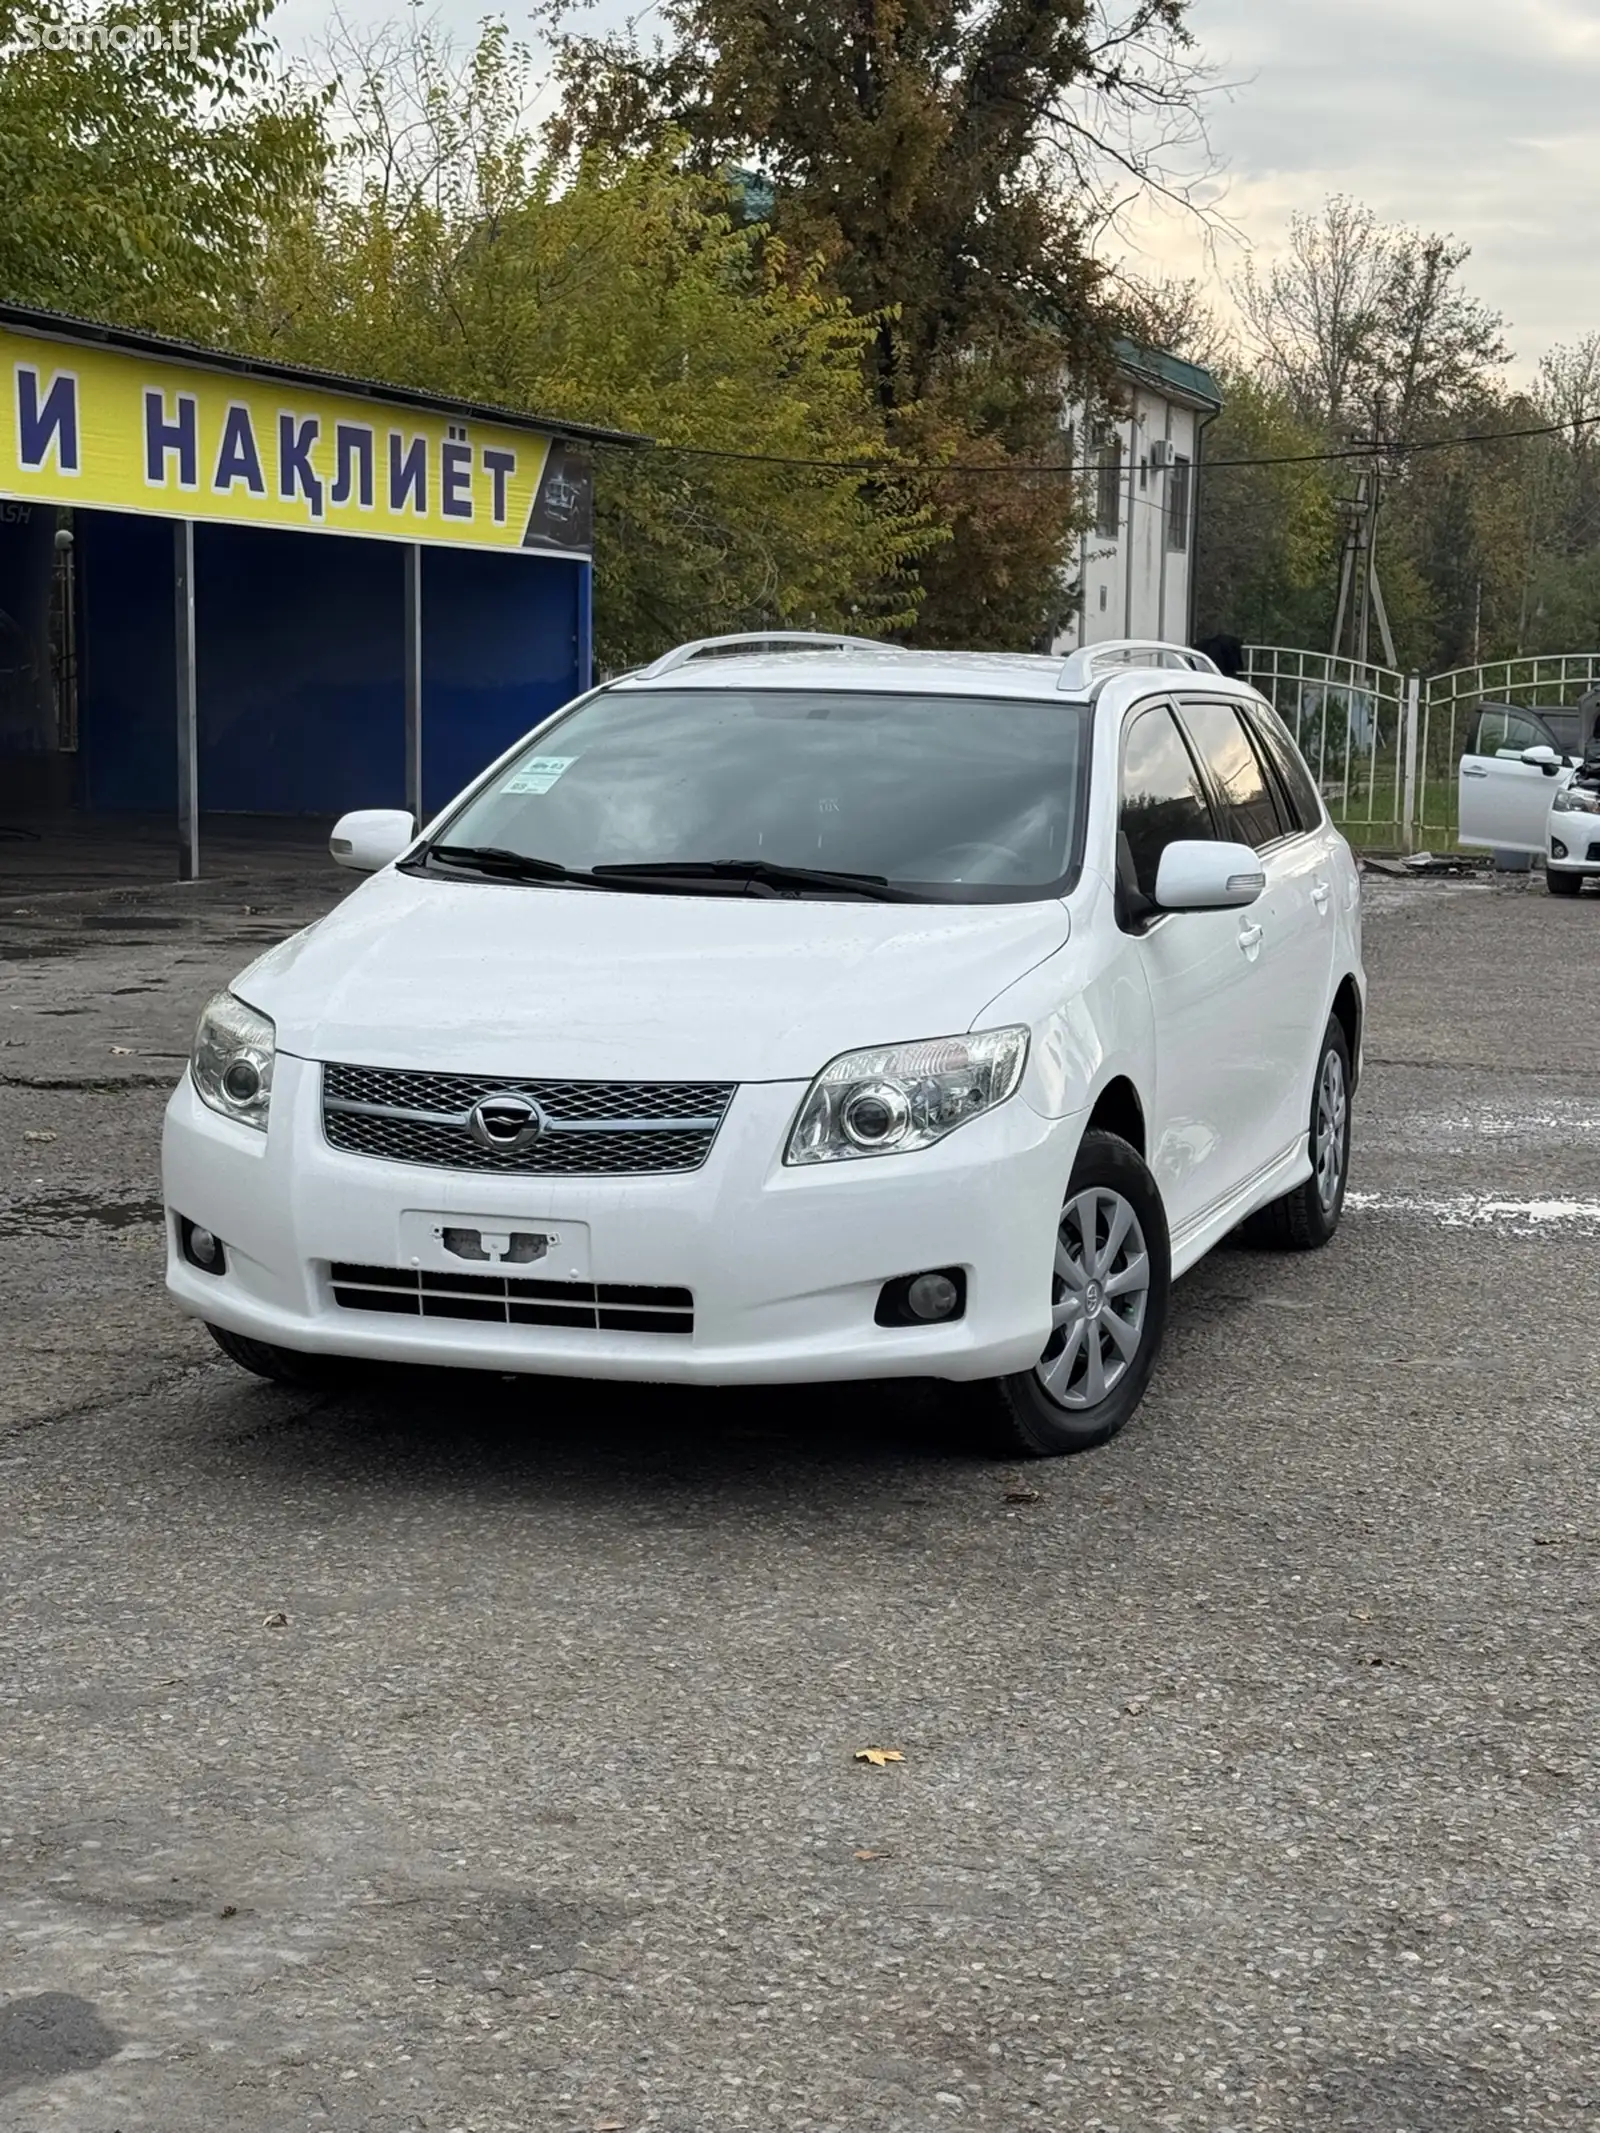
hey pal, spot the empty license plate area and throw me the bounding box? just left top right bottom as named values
left=398, top=1210, right=592, bottom=1282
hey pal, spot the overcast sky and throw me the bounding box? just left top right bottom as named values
left=276, top=0, right=1600, bottom=375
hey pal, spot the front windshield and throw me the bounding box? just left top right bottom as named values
left=434, top=685, right=1087, bottom=901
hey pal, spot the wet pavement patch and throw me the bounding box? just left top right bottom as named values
left=0, top=1993, right=120, bottom=2095
left=0, top=1193, right=164, bottom=1238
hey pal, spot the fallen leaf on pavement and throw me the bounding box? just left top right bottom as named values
left=594, top=2119, right=625, bottom=2130
left=1005, top=1489, right=1041, bottom=1505
left=1123, top=1698, right=1147, bottom=1716
left=853, top=1849, right=891, bottom=1861
left=1352, top=1609, right=1372, bottom=1621
left=262, top=1611, right=288, bottom=1629
left=23, top=1130, right=57, bottom=1144
left=109, top=1045, right=134, bottom=1056
left=854, top=1748, right=904, bottom=1766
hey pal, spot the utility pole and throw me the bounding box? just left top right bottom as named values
left=1331, top=396, right=1396, bottom=671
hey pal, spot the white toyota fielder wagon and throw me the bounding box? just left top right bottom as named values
left=163, top=634, right=1366, bottom=1457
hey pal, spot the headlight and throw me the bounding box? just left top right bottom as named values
left=191, top=991, right=275, bottom=1132
left=1552, top=785, right=1600, bottom=813
left=785, top=1027, right=1029, bottom=1165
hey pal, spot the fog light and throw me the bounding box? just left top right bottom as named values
left=179, top=1217, right=227, bottom=1275
left=1551, top=838, right=1568, bottom=861
left=875, top=1266, right=967, bottom=1328
left=907, top=1272, right=960, bottom=1321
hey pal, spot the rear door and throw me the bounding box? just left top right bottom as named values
left=1176, top=696, right=1331, bottom=1183
left=1458, top=706, right=1568, bottom=851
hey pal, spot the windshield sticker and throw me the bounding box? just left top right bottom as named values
left=501, top=756, right=575, bottom=795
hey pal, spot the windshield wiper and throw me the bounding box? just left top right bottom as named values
left=593, top=858, right=916, bottom=901
left=409, top=844, right=591, bottom=884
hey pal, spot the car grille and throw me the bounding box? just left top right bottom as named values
left=330, top=1263, right=694, bottom=1335
left=321, top=1063, right=735, bottom=1175
left=1588, top=838, right=1600, bottom=862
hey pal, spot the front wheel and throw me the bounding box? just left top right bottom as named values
left=1547, top=867, right=1583, bottom=897
left=971, top=1129, right=1171, bottom=1458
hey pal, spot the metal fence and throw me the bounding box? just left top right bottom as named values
left=1243, top=646, right=1600, bottom=849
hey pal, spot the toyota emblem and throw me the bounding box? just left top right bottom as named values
left=466, top=1092, right=546, bottom=1153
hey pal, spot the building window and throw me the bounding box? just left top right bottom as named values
left=1167, top=454, right=1192, bottom=552
left=1096, top=435, right=1123, bottom=538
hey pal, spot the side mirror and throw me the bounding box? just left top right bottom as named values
left=1154, top=839, right=1265, bottom=913
left=330, top=809, right=416, bottom=873
left=1521, top=745, right=1562, bottom=776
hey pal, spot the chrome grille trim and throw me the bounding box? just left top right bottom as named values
left=320, top=1063, right=735, bottom=1176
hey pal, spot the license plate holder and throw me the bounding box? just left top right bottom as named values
left=398, top=1210, right=592, bottom=1282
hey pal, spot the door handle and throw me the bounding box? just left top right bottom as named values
left=1311, top=879, right=1331, bottom=912
left=1238, top=921, right=1264, bottom=960
left=1462, top=764, right=1489, bottom=778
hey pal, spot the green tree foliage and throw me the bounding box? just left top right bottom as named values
left=0, top=0, right=327, bottom=335
left=245, top=22, right=933, bottom=667
left=539, top=0, right=1202, bottom=647
left=1191, top=373, right=1338, bottom=651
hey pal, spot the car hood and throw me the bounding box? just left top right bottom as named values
left=240, top=870, right=1071, bottom=1081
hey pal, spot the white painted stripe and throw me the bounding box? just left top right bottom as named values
left=1348, top=1190, right=1600, bottom=1233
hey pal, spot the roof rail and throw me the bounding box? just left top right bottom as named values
left=1056, top=639, right=1220, bottom=694
left=638, top=630, right=893, bottom=679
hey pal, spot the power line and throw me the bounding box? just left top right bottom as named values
left=606, top=408, right=1600, bottom=480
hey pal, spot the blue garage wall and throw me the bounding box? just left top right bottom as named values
left=76, top=516, right=586, bottom=817
left=421, top=547, right=583, bottom=815
left=197, top=523, right=405, bottom=815
left=77, top=511, right=177, bottom=812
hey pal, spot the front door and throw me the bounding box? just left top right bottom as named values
left=1116, top=699, right=1267, bottom=1238
left=1458, top=706, right=1568, bottom=852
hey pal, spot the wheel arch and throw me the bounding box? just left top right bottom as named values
left=1331, top=974, right=1363, bottom=1089
left=1084, top=1073, right=1147, bottom=1159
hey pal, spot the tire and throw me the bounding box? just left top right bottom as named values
left=971, top=1128, right=1171, bottom=1459
left=1547, top=867, right=1582, bottom=897
left=1241, top=1016, right=1352, bottom=1251
left=206, top=1323, right=347, bottom=1389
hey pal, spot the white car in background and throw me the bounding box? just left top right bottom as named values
left=163, top=634, right=1366, bottom=1459
left=1457, top=700, right=1600, bottom=895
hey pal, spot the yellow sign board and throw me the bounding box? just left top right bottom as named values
left=2, top=324, right=593, bottom=556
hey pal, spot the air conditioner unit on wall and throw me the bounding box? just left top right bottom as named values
left=1149, top=439, right=1175, bottom=468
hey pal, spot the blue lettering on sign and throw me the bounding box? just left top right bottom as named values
left=389, top=432, right=427, bottom=514
left=331, top=423, right=375, bottom=509
left=213, top=404, right=266, bottom=495
left=16, top=367, right=80, bottom=473
left=277, top=414, right=324, bottom=517
left=481, top=446, right=515, bottom=525
left=441, top=436, right=473, bottom=520
left=144, top=389, right=198, bottom=487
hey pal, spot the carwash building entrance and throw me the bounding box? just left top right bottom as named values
left=0, top=303, right=639, bottom=876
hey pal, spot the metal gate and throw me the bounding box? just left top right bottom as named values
left=1243, top=647, right=1600, bottom=849
left=1241, top=647, right=1413, bottom=846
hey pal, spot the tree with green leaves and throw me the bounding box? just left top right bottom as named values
left=0, top=0, right=328, bottom=335
left=538, top=0, right=1205, bottom=647
left=247, top=21, right=935, bottom=667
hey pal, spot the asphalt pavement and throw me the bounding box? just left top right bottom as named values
left=1, top=846, right=1596, bottom=2132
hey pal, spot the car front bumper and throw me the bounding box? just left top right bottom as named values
left=163, top=1056, right=1082, bottom=1385
left=1548, top=822, right=1600, bottom=871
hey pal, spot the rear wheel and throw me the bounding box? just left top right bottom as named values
left=1242, top=1017, right=1352, bottom=1251
left=207, top=1324, right=348, bottom=1389
left=1547, top=867, right=1583, bottom=897
left=972, top=1129, right=1171, bottom=1458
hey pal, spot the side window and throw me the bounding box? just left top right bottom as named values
left=1178, top=699, right=1290, bottom=851
left=1469, top=707, right=1546, bottom=758
left=1244, top=701, right=1323, bottom=832
left=1119, top=703, right=1217, bottom=912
